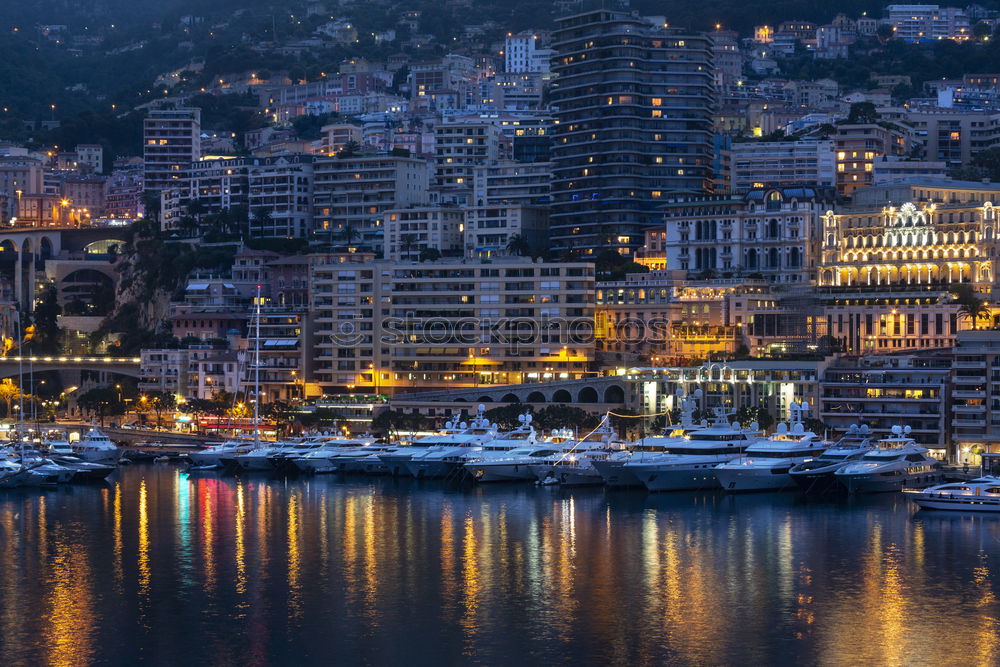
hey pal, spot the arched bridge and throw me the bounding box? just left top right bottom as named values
left=390, top=376, right=631, bottom=415
left=0, top=355, right=141, bottom=379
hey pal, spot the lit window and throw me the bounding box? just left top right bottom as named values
left=651, top=97, right=662, bottom=106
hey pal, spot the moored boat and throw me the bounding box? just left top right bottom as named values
left=834, top=425, right=943, bottom=493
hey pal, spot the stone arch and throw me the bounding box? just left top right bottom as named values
left=553, top=389, right=572, bottom=403
left=500, top=393, right=519, bottom=403
left=476, top=395, right=494, bottom=403
left=578, top=387, right=599, bottom=402
left=604, top=385, right=625, bottom=404
left=39, top=236, right=54, bottom=261
left=526, top=391, right=546, bottom=403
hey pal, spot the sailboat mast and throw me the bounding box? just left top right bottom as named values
left=253, top=284, right=261, bottom=446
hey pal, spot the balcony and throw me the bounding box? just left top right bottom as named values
left=952, top=390, right=986, bottom=399
left=954, top=360, right=987, bottom=369
left=952, top=404, right=986, bottom=414
left=951, top=418, right=987, bottom=427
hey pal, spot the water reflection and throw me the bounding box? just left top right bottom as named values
left=0, top=470, right=999, bottom=664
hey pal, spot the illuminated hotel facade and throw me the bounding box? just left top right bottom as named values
left=819, top=180, right=1000, bottom=354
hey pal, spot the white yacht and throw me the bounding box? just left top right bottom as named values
left=234, top=441, right=298, bottom=471
left=530, top=418, right=627, bottom=486
left=43, top=431, right=75, bottom=457
left=463, top=412, right=546, bottom=481
left=715, top=402, right=830, bottom=492
left=335, top=444, right=402, bottom=474
left=593, top=389, right=703, bottom=488
left=73, top=426, right=122, bottom=465
left=188, top=439, right=257, bottom=469
left=461, top=428, right=575, bottom=482
left=905, top=476, right=1000, bottom=512
left=625, top=408, right=761, bottom=492
left=789, top=424, right=874, bottom=493
left=834, top=425, right=943, bottom=493
left=378, top=415, right=467, bottom=476
left=291, top=436, right=379, bottom=474
left=405, top=405, right=499, bottom=479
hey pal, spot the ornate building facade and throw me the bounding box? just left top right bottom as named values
left=819, top=181, right=1000, bottom=353
left=663, top=186, right=836, bottom=284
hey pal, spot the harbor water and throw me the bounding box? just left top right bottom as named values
left=1, top=465, right=999, bottom=666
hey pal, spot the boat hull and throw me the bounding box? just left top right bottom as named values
left=631, top=465, right=721, bottom=492
left=75, top=449, right=122, bottom=466
left=715, top=467, right=796, bottom=493
left=464, top=462, right=536, bottom=482
left=236, top=456, right=275, bottom=471
left=910, top=493, right=1000, bottom=512
left=293, top=457, right=338, bottom=474
left=405, top=459, right=462, bottom=479
left=836, top=469, right=944, bottom=494
left=789, top=466, right=846, bottom=494
left=378, top=453, right=415, bottom=477
left=591, top=460, right=642, bottom=488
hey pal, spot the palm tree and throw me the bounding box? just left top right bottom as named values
left=341, top=220, right=360, bottom=248
left=953, top=285, right=992, bottom=330
left=505, top=234, right=531, bottom=257
left=250, top=207, right=274, bottom=239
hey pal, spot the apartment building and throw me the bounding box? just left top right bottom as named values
left=549, top=10, right=716, bottom=254
left=903, top=108, right=1000, bottom=167
left=465, top=204, right=548, bottom=257
left=310, top=255, right=595, bottom=393
left=951, top=329, right=1000, bottom=461
left=504, top=32, right=552, bottom=73
left=247, top=156, right=314, bottom=238
left=432, top=116, right=506, bottom=189
left=882, top=4, right=970, bottom=42
left=143, top=108, right=201, bottom=192
left=383, top=205, right=466, bottom=260
left=832, top=123, right=908, bottom=196
left=472, top=161, right=551, bottom=206
left=729, top=140, right=836, bottom=192
left=819, top=353, right=951, bottom=457
left=312, top=153, right=430, bottom=252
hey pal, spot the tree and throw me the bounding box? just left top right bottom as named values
left=485, top=404, right=532, bottom=430
left=847, top=101, right=878, bottom=125
left=250, top=207, right=273, bottom=237
left=32, top=285, right=62, bottom=354
left=532, top=405, right=600, bottom=431
left=341, top=220, right=360, bottom=247
left=77, top=385, right=125, bottom=426
left=0, top=379, right=20, bottom=418
left=370, top=409, right=432, bottom=435
left=338, top=140, right=362, bottom=157
left=505, top=234, right=531, bottom=257
left=953, top=285, right=991, bottom=330
left=875, top=24, right=895, bottom=44
left=418, top=247, right=441, bottom=262
left=973, top=22, right=992, bottom=41
left=735, top=405, right=774, bottom=431
left=140, top=390, right=176, bottom=428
